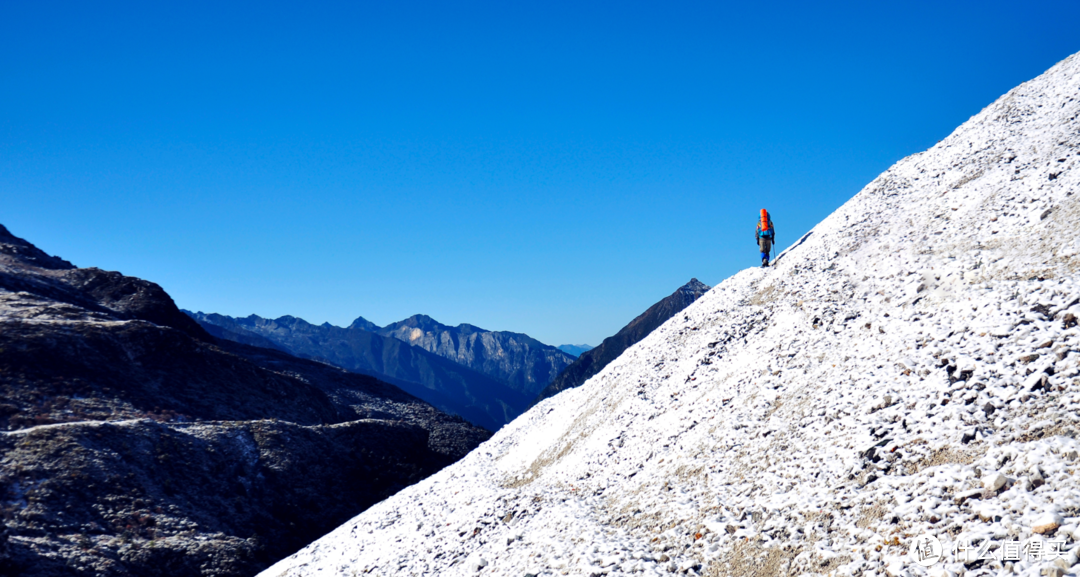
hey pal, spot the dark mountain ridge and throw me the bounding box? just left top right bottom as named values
left=0, top=224, right=489, bottom=577
left=532, top=278, right=711, bottom=405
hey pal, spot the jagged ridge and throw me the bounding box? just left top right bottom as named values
left=187, top=312, right=534, bottom=432
left=378, top=314, right=576, bottom=397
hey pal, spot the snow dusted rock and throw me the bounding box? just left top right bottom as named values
left=983, top=472, right=1008, bottom=492
left=464, top=553, right=489, bottom=572
left=261, top=52, right=1080, bottom=577
left=1032, top=512, right=1063, bottom=534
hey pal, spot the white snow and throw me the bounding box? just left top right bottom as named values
left=259, top=52, right=1080, bottom=577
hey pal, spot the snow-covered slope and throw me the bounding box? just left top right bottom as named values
left=261, top=53, right=1080, bottom=577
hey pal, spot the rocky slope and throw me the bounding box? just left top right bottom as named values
left=186, top=312, right=530, bottom=432
left=260, top=52, right=1080, bottom=577
left=0, top=225, right=490, bottom=576
left=532, top=278, right=711, bottom=405
left=377, top=314, right=576, bottom=397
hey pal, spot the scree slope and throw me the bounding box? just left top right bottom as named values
left=261, top=52, right=1080, bottom=577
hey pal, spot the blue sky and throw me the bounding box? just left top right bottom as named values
left=3, top=1, right=1078, bottom=346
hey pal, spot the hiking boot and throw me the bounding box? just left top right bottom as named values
left=762, top=258, right=769, bottom=267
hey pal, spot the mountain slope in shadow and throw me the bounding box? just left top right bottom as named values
left=0, top=224, right=489, bottom=577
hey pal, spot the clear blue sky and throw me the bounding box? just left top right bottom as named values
left=3, top=1, right=1078, bottom=346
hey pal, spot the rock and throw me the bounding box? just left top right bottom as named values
left=1032, top=513, right=1063, bottom=535
left=983, top=473, right=1008, bottom=492
left=983, top=402, right=996, bottom=416
left=1063, top=312, right=1077, bottom=329
left=1042, top=567, right=1065, bottom=577
left=1066, top=449, right=1078, bottom=461
left=873, top=395, right=896, bottom=411
left=954, top=489, right=984, bottom=505
left=975, top=502, right=1002, bottom=522
left=862, top=447, right=881, bottom=462
left=1023, top=372, right=1048, bottom=391
left=465, top=556, right=489, bottom=571
left=1061, top=549, right=1080, bottom=567
left=990, top=324, right=1013, bottom=337
left=1029, top=467, right=1046, bottom=490
left=1020, top=354, right=1041, bottom=363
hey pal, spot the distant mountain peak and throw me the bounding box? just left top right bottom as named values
left=273, top=315, right=308, bottom=327
left=348, top=316, right=380, bottom=332
left=557, top=344, right=593, bottom=358
left=402, top=313, right=443, bottom=328
left=676, top=278, right=710, bottom=299
left=681, top=278, right=709, bottom=292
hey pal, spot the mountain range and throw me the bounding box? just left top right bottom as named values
left=260, top=52, right=1080, bottom=577
left=187, top=312, right=576, bottom=431
left=0, top=224, right=490, bottom=576
left=377, top=314, right=575, bottom=396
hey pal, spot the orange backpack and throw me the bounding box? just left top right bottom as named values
left=758, top=209, right=773, bottom=238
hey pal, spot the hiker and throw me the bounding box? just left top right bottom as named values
left=756, top=209, right=775, bottom=267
